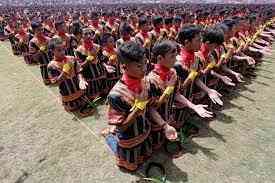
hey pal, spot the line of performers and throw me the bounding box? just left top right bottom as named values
left=1, top=6, right=275, bottom=171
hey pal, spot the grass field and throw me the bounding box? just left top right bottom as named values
left=0, top=41, right=275, bottom=183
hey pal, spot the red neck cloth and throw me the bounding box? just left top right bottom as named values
left=121, top=74, right=142, bottom=94
left=154, top=64, right=171, bottom=81
left=83, top=39, right=94, bottom=51
left=36, top=34, right=47, bottom=43
left=141, top=30, right=149, bottom=39
left=58, top=31, right=66, bottom=39
left=123, top=35, right=131, bottom=41
left=104, top=46, right=115, bottom=53
left=155, top=27, right=161, bottom=34
left=55, top=56, right=67, bottom=63
left=180, top=48, right=195, bottom=69
left=200, top=43, right=210, bottom=61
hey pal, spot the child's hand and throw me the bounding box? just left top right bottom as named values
left=221, top=76, right=236, bottom=86
left=208, top=89, right=223, bottom=106
left=156, top=95, right=168, bottom=109
left=234, top=73, right=244, bottom=83
left=79, top=80, right=88, bottom=90
left=105, top=65, right=116, bottom=73
left=245, top=56, right=256, bottom=65
left=148, top=97, right=158, bottom=107
left=164, top=124, right=178, bottom=141
left=51, top=78, right=58, bottom=84
left=132, top=107, right=145, bottom=117
left=192, top=104, right=213, bottom=118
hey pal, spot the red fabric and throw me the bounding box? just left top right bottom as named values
left=92, top=20, right=99, bottom=28
left=165, top=25, right=172, bottom=30
left=36, top=34, right=47, bottom=43
left=122, top=35, right=131, bottom=41
left=121, top=74, right=142, bottom=94
left=154, top=64, right=171, bottom=81
left=23, top=23, right=29, bottom=30
left=108, top=19, right=114, bottom=26
left=45, top=21, right=54, bottom=29
left=55, top=56, right=67, bottom=63
left=84, top=39, right=94, bottom=51
left=58, top=31, right=66, bottom=39
left=155, top=27, right=161, bottom=35
left=18, top=29, right=27, bottom=37
left=174, top=26, right=179, bottom=33
left=104, top=46, right=115, bottom=54
left=180, top=48, right=195, bottom=69
left=200, top=43, right=209, bottom=60
left=141, top=31, right=149, bottom=39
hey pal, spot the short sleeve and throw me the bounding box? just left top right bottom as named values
left=107, top=94, right=131, bottom=126
left=174, top=63, right=189, bottom=82
left=75, top=51, right=87, bottom=63
left=148, top=81, right=162, bottom=98
left=47, top=65, right=60, bottom=79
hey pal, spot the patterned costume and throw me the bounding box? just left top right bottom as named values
left=101, top=47, right=121, bottom=92
left=147, top=64, right=178, bottom=149
left=75, top=44, right=107, bottom=99
left=107, top=77, right=153, bottom=171
left=29, top=36, right=51, bottom=85
left=48, top=56, right=85, bottom=112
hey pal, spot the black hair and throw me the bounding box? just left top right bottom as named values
left=31, top=21, right=42, bottom=31
left=202, top=28, right=224, bottom=45
left=152, top=40, right=176, bottom=57
left=82, top=27, right=94, bottom=35
left=152, top=40, right=177, bottom=63
left=120, top=23, right=133, bottom=35
left=118, top=41, right=145, bottom=64
left=164, top=17, right=173, bottom=25
left=90, top=12, right=99, bottom=19
left=70, top=21, right=82, bottom=35
left=138, top=16, right=147, bottom=27
left=176, top=25, right=201, bottom=45
left=215, top=23, right=229, bottom=34
left=222, top=19, right=236, bottom=31
left=174, top=16, right=182, bottom=23
left=153, top=16, right=163, bottom=27
left=48, top=37, right=63, bottom=51
left=54, top=20, right=65, bottom=30
left=248, top=15, right=257, bottom=24
left=100, top=32, right=113, bottom=46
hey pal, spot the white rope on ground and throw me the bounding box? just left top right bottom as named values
left=0, top=43, right=108, bottom=147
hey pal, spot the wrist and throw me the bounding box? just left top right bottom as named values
left=162, top=123, right=168, bottom=130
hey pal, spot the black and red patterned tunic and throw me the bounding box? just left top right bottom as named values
left=48, top=56, right=85, bottom=112
left=75, top=44, right=107, bottom=99
left=106, top=78, right=153, bottom=171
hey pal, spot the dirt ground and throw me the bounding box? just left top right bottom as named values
left=0, top=41, right=275, bottom=183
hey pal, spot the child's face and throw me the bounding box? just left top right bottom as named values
left=224, top=32, right=230, bottom=41
left=227, top=30, right=234, bottom=39
left=175, top=21, right=181, bottom=27
left=122, top=32, right=131, bottom=40
left=208, top=43, right=219, bottom=51
left=106, top=36, right=114, bottom=47
left=83, top=31, right=93, bottom=40
left=141, top=23, right=150, bottom=32
left=191, top=34, right=202, bottom=51
left=54, top=44, right=65, bottom=58
left=34, top=27, right=43, bottom=36
left=159, top=48, right=177, bottom=68
left=156, top=23, right=163, bottom=28
left=57, top=24, right=67, bottom=33
left=124, top=57, right=146, bottom=79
